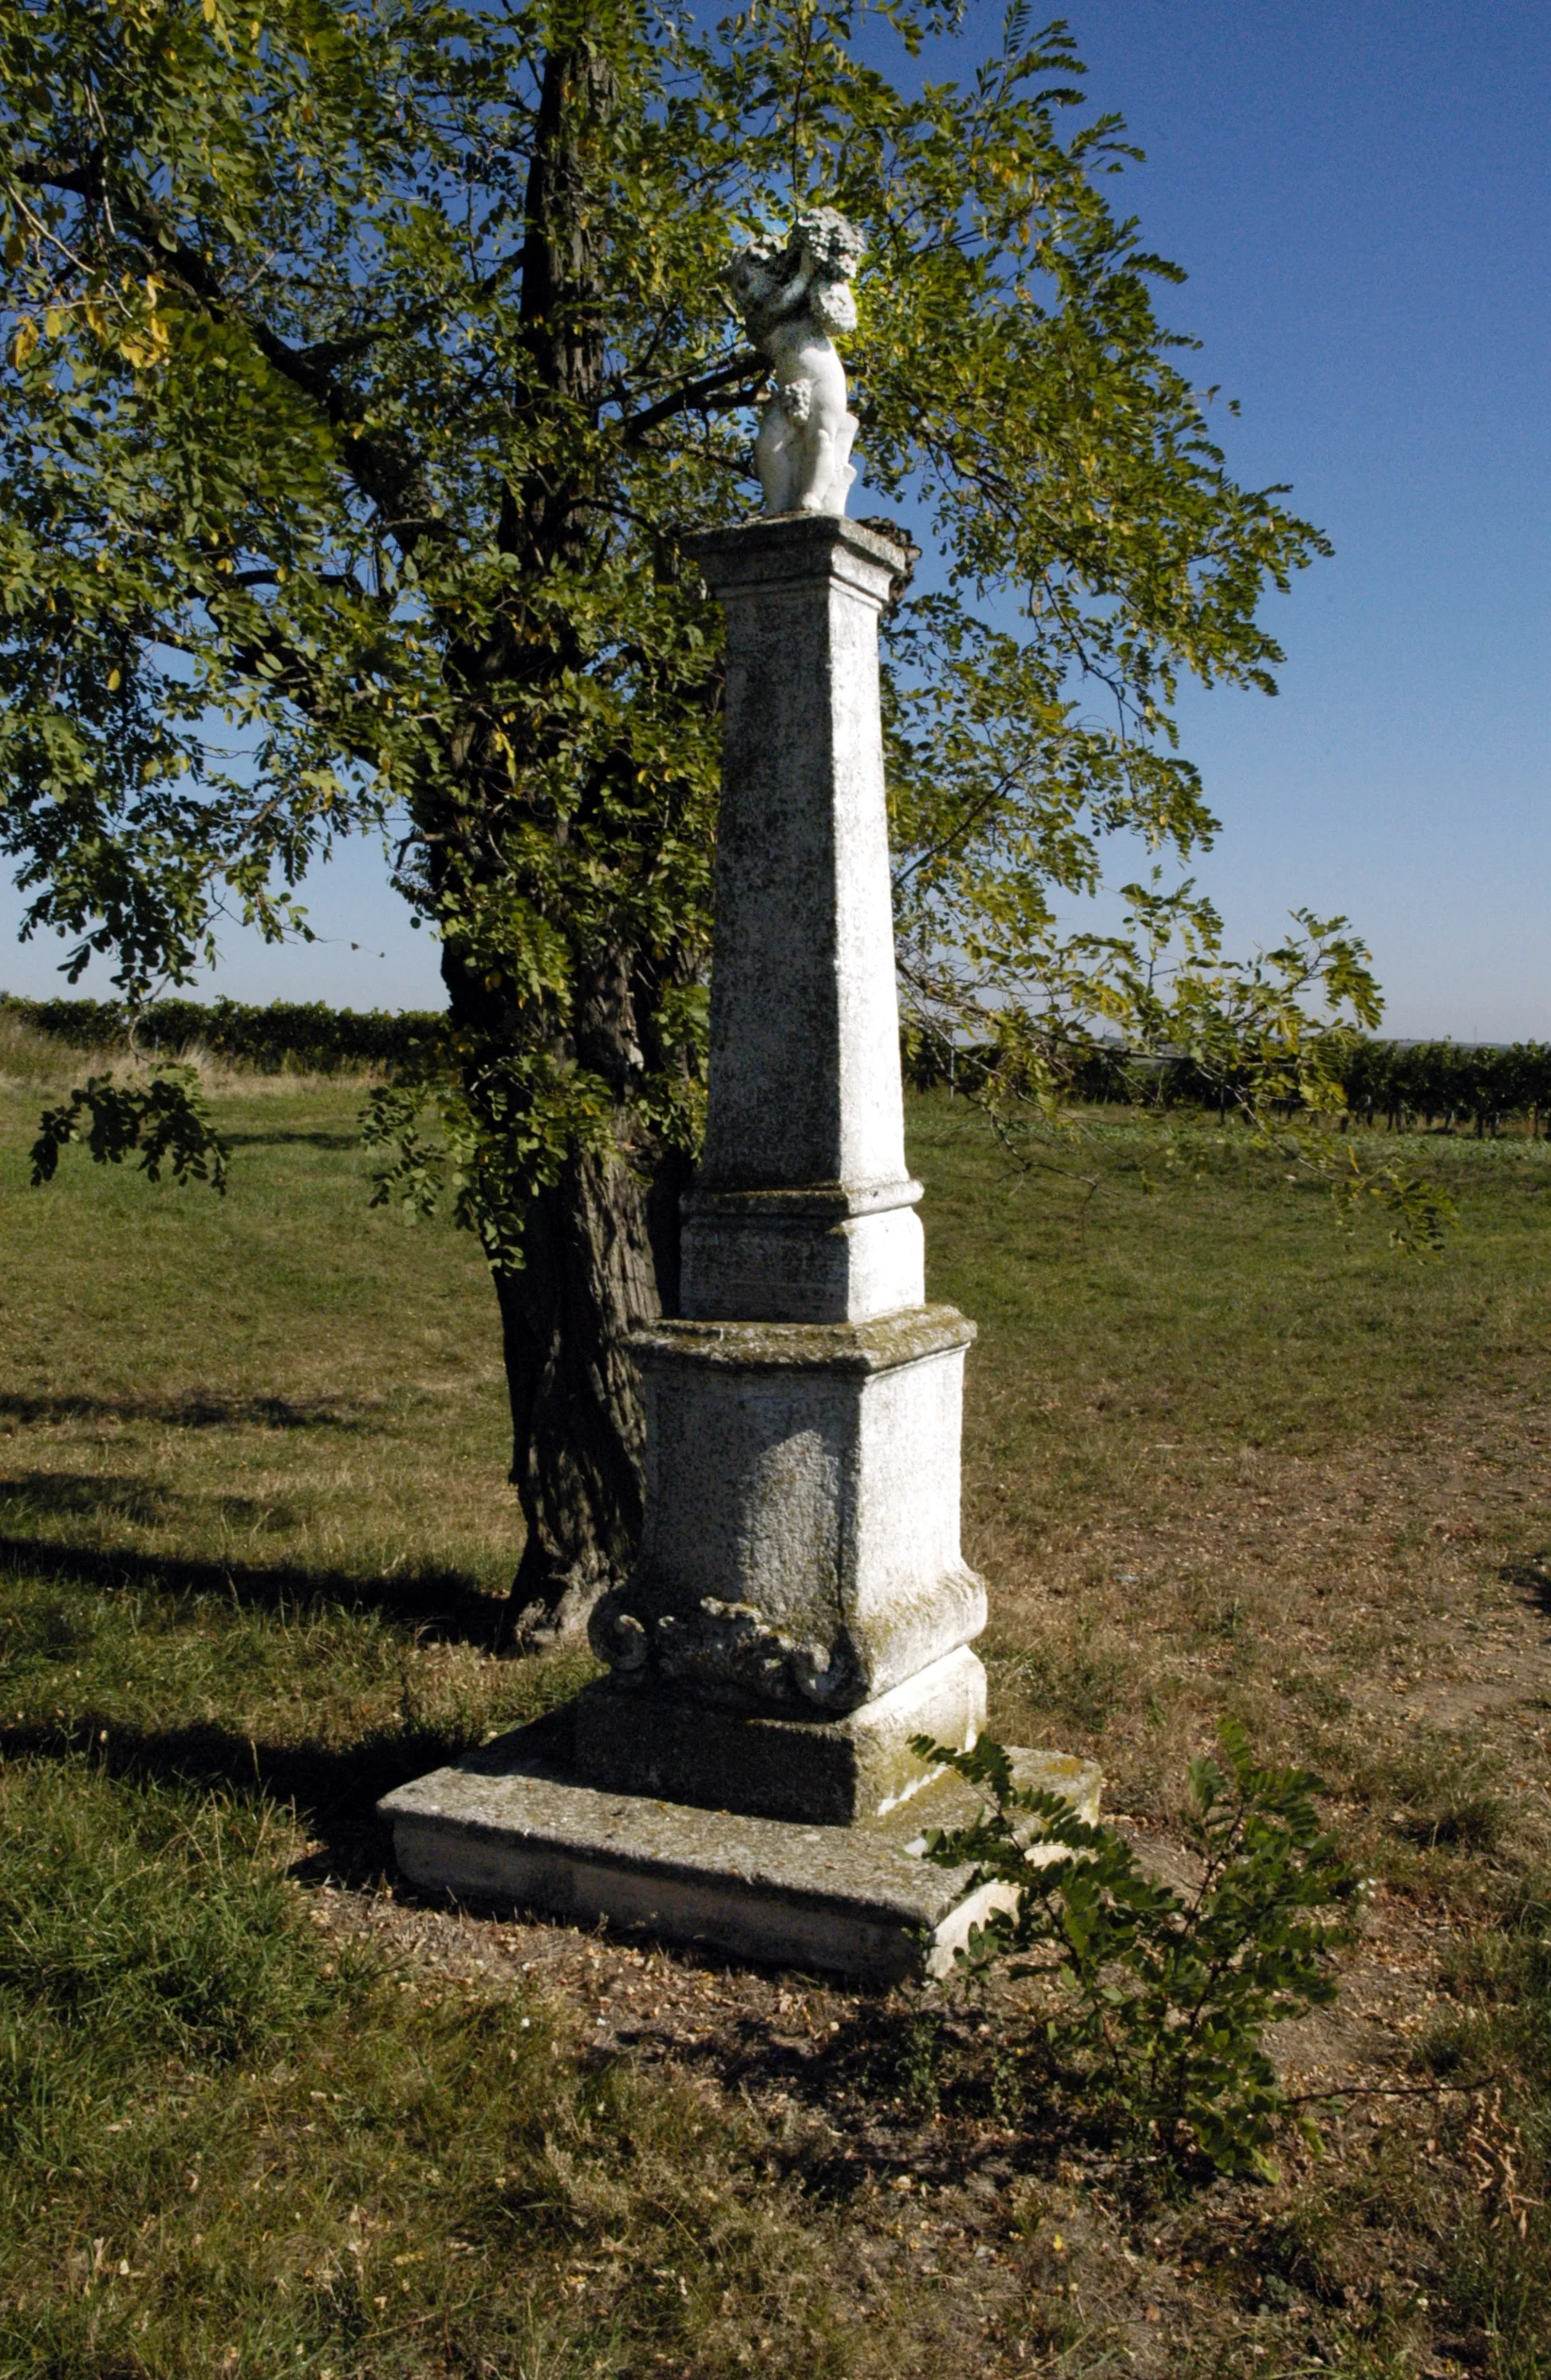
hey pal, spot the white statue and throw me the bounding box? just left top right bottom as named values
left=725, top=207, right=864, bottom=519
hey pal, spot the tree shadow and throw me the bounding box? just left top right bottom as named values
left=0, top=1533, right=507, bottom=1644
left=0, top=1471, right=178, bottom=1525
left=0, top=1471, right=306, bottom=1534
left=0, top=1710, right=456, bottom=1886
left=222, top=1131, right=363, bottom=1150
left=2, top=1702, right=578, bottom=1890
left=0, top=1390, right=369, bottom=1431
left=582, top=1975, right=1089, bottom=2200
left=1503, top=1559, right=1551, bottom=1624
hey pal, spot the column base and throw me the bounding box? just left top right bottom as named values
left=601, top=1305, right=984, bottom=1713
left=380, top=1716, right=1102, bottom=1986
left=679, top=1179, right=925, bottom=1324
left=574, top=1644, right=986, bottom=1825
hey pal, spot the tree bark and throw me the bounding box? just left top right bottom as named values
left=464, top=32, right=673, bottom=1644
left=436, top=922, right=681, bottom=1645
left=495, top=1144, right=660, bottom=1642
left=487, top=925, right=691, bottom=1646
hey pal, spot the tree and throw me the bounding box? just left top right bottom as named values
left=0, top=0, right=1362, bottom=1635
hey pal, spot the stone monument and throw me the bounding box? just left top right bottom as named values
left=380, top=213, right=1099, bottom=1981
left=724, top=206, right=864, bottom=519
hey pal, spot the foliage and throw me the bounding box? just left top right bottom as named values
left=13, top=989, right=1529, bottom=1255
left=360, top=1056, right=615, bottom=1266
left=901, top=875, right=1459, bottom=1253
left=0, top=0, right=1344, bottom=1250
left=30, top=1063, right=230, bottom=1190
left=1340, top=1038, right=1551, bottom=1139
left=1, top=989, right=449, bottom=1072
left=914, top=1719, right=1361, bottom=2177
left=910, top=1026, right=1551, bottom=1146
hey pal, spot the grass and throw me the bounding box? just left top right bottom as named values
left=1, top=1758, right=890, bottom=2378
left=1, top=1048, right=1549, bottom=2375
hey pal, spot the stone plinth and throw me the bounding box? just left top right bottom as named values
left=381, top=1719, right=1102, bottom=1987
left=574, top=1648, right=985, bottom=1827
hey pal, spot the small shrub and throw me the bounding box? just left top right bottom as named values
left=914, top=1718, right=1361, bottom=2177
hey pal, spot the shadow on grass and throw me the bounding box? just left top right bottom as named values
left=0, top=1389, right=369, bottom=1431
left=0, top=1533, right=508, bottom=1644
left=2, top=1699, right=580, bottom=1888
left=1505, top=1559, right=1551, bottom=1621
left=597, top=1992, right=1093, bottom=2199
left=0, top=1470, right=179, bottom=1525
left=222, top=1130, right=363, bottom=1150
left=0, top=1471, right=307, bottom=1535
left=0, top=1710, right=461, bottom=1885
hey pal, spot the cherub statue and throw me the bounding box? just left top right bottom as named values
left=724, top=207, right=865, bottom=519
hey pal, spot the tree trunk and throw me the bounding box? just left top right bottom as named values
left=486, top=945, right=697, bottom=1641
left=432, top=31, right=686, bottom=1643
left=495, top=1144, right=659, bottom=1644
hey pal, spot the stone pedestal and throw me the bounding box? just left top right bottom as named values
left=579, top=1308, right=984, bottom=1820
left=380, top=512, right=1096, bottom=1974
left=582, top=519, right=985, bottom=1824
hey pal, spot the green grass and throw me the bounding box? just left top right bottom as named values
left=914, top=1099, right=1551, bottom=1794
left=0, top=1756, right=886, bottom=2379
left=918, top=1096, right=1551, bottom=1463
left=2, top=1060, right=1550, bottom=2375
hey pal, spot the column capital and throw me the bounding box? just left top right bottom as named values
left=685, top=512, right=914, bottom=609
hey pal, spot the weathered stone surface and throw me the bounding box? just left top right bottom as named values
left=589, top=1308, right=984, bottom=1715
left=379, top=1724, right=1103, bottom=1984
left=574, top=515, right=989, bottom=1806
left=679, top=515, right=918, bottom=1327
left=574, top=1644, right=987, bottom=1824
left=680, top=1184, right=925, bottom=1328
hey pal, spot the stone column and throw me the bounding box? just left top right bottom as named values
left=381, top=501, right=1101, bottom=1977
left=578, top=515, right=986, bottom=1824
left=680, top=513, right=926, bottom=1325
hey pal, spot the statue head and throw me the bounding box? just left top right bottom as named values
left=725, top=207, right=865, bottom=348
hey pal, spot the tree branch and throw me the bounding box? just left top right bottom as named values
left=618, top=353, right=764, bottom=447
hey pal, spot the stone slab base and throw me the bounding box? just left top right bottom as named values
left=573, top=1644, right=986, bottom=1824
left=379, top=1723, right=1101, bottom=1986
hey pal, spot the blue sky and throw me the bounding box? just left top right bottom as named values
left=1046, top=0, right=1551, bottom=1044
left=4, top=1, right=1547, bottom=1036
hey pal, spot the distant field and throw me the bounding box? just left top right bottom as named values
left=2, top=1063, right=1549, bottom=2378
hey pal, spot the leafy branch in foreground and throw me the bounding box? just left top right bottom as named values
left=30, top=1065, right=230, bottom=1193
left=359, top=1058, right=617, bottom=1274
left=900, top=866, right=1458, bottom=1256
left=912, top=1719, right=1361, bottom=2177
